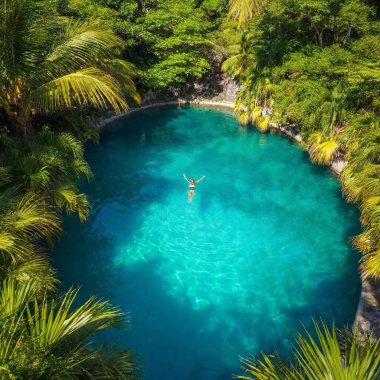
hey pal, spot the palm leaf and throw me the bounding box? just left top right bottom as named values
left=3, top=193, right=61, bottom=242
left=76, top=347, right=140, bottom=380
left=52, top=185, right=90, bottom=222
left=310, top=139, right=339, bottom=165
left=0, top=278, right=33, bottom=317
left=27, top=288, right=125, bottom=350
left=360, top=197, right=380, bottom=227
left=102, top=59, right=141, bottom=105
left=353, top=231, right=374, bottom=253
left=3, top=254, right=58, bottom=293
left=237, top=321, right=380, bottom=379
left=45, top=20, right=124, bottom=76
left=237, top=353, right=299, bottom=379
left=255, top=115, right=270, bottom=133
left=228, top=0, right=266, bottom=28
left=222, top=54, right=244, bottom=78
left=236, top=110, right=250, bottom=125
left=360, top=250, right=380, bottom=279
left=29, top=67, right=129, bottom=115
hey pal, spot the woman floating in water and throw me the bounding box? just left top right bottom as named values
left=183, top=173, right=206, bottom=202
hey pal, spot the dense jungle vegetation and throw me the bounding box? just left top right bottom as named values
left=0, top=0, right=379, bottom=378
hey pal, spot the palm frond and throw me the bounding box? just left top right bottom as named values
left=45, top=20, right=124, bottom=76
left=237, top=353, right=299, bottom=379
left=353, top=231, right=375, bottom=254
left=3, top=254, right=58, bottom=293
left=295, top=321, right=380, bottom=379
left=0, top=278, right=33, bottom=317
left=228, top=0, right=266, bottom=28
left=77, top=347, right=140, bottom=380
left=360, top=197, right=380, bottom=227
left=71, top=158, right=93, bottom=180
left=27, top=288, right=125, bottom=350
left=0, top=312, right=25, bottom=366
left=360, top=250, right=380, bottom=279
left=342, top=165, right=380, bottom=203
left=0, top=231, right=35, bottom=263
left=236, top=111, right=250, bottom=125
left=222, top=54, right=244, bottom=78
left=3, top=193, right=61, bottom=242
left=30, top=68, right=129, bottom=115
left=308, top=132, right=324, bottom=147
left=52, top=185, right=90, bottom=222
left=237, top=321, right=380, bottom=379
left=255, top=115, right=270, bottom=133
left=250, top=106, right=262, bottom=122
left=102, top=59, right=141, bottom=105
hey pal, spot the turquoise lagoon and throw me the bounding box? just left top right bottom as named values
left=55, top=107, right=361, bottom=380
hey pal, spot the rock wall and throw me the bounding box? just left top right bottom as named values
left=140, top=63, right=240, bottom=105
left=354, top=278, right=380, bottom=340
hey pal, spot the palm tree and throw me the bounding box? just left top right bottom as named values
left=0, top=127, right=94, bottom=264
left=308, top=89, right=349, bottom=165
left=222, top=30, right=254, bottom=80
left=0, top=277, right=139, bottom=379
left=0, top=127, right=92, bottom=221
left=308, top=131, right=340, bottom=165
left=0, top=253, right=58, bottom=293
left=228, top=0, right=267, bottom=29
left=0, top=0, right=140, bottom=137
left=338, top=114, right=380, bottom=279
left=236, top=321, right=380, bottom=380
left=0, top=191, right=61, bottom=263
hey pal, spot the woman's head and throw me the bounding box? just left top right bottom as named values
left=190, top=178, right=195, bottom=184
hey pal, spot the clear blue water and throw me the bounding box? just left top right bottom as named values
left=55, top=107, right=361, bottom=380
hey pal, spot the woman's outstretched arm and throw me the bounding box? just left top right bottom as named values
left=196, top=176, right=206, bottom=183
left=183, top=173, right=190, bottom=183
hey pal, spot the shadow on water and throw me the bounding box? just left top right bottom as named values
left=56, top=233, right=360, bottom=380
left=56, top=237, right=245, bottom=380
left=102, top=259, right=243, bottom=380
left=232, top=259, right=361, bottom=369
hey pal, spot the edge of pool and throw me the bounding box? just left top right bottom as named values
left=95, top=99, right=378, bottom=341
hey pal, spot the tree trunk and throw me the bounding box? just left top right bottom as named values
left=7, top=105, right=29, bottom=138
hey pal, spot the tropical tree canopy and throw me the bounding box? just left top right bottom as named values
left=60, top=0, right=229, bottom=88
left=0, top=0, right=140, bottom=136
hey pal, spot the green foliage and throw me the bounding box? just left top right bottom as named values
left=0, top=0, right=139, bottom=136
left=0, top=277, right=138, bottom=379
left=237, top=321, right=380, bottom=379
left=0, top=127, right=92, bottom=223
left=142, top=0, right=212, bottom=87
